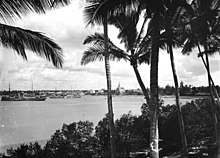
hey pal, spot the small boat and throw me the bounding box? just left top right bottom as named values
left=66, top=94, right=81, bottom=98
left=49, top=95, right=65, bottom=99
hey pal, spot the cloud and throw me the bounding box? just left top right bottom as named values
left=0, top=1, right=219, bottom=90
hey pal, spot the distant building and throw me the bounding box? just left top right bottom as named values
left=89, top=89, right=96, bottom=95
left=97, top=89, right=104, bottom=95
left=115, top=83, right=125, bottom=95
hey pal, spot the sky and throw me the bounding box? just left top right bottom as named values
left=0, top=0, right=219, bottom=91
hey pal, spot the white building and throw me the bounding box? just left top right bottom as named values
left=115, top=83, right=125, bottom=95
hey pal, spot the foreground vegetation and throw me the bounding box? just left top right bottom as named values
left=0, top=98, right=218, bottom=158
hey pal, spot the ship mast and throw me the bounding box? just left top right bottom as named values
left=8, top=82, right=11, bottom=92
left=32, top=81, right=34, bottom=91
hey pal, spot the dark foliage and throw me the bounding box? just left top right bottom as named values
left=6, top=142, right=43, bottom=158
left=43, top=121, right=97, bottom=158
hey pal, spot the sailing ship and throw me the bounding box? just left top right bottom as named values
left=66, top=86, right=81, bottom=98
left=1, top=82, right=46, bottom=101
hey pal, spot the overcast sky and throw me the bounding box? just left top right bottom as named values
left=0, top=0, right=219, bottom=91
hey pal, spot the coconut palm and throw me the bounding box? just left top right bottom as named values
left=83, top=1, right=194, bottom=157
left=82, top=13, right=151, bottom=104
left=157, top=1, right=195, bottom=156
left=83, top=1, right=146, bottom=157
left=84, top=1, right=165, bottom=157
left=0, top=0, right=71, bottom=68
left=142, top=4, right=161, bottom=158
left=179, top=0, right=220, bottom=155
left=83, top=1, right=122, bottom=157
left=107, top=1, right=183, bottom=157
left=108, top=10, right=151, bottom=105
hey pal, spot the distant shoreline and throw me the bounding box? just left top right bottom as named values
left=0, top=139, right=48, bottom=154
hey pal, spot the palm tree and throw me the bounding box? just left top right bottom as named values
left=142, top=3, right=161, bottom=158
left=0, top=0, right=71, bottom=67
left=83, top=1, right=166, bottom=157
left=179, top=0, right=220, bottom=155
left=108, top=1, right=183, bottom=157
left=83, top=1, right=120, bottom=157
left=108, top=10, right=151, bottom=105
left=82, top=15, right=151, bottom=104
left=83, top=1, right=193, bottom=157
left=157, top=1, right=194, bottom=156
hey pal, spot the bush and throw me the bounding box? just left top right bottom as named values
left=43, top=121, right=97, bottom=158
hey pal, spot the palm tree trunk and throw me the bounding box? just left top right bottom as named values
left=200, top=53, right=220, bottom=157
left=197, top=43, right=219, bottom=150
left=149, top=13, right=160, bottom=158
left=204, top=50, right=220, bottom=154
left=168, top=44, right=188, bottom=158
left=103, top=15, right=117, bottom=158
left=132, top=65, right=150, bottom=105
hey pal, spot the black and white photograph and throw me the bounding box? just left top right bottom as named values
left=0, top=0, right=220, bottom=157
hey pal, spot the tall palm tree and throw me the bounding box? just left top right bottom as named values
left=142, top=1, right=193, bottom=157
left=108, top=10, right=151, bottom=105
left=83, top=1, right=122, bottom=157
left=84, top=1, right=167, bottom=157
left=179, top=0, right=220, bottom=155
left=157, top=1, right=194, bottom=156
left=180, top=0, right=220, bottom=147
left=82, top=13, right=151, bottom=105
left=0, top=0, right=71, bottom=67
left=143, top=2, right=162, bottom=158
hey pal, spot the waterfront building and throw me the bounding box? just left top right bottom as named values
left=115, top=83, right=125, bottom=95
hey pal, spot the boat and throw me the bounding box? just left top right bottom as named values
left=66, top=86, right=81, bottom=98
left=66, top=94, right=81, bottom=98
left=1, top=82, right=46, bottom=101
left=1, top=95, right=46, bottom=101
left=49, top=95, right=65, bottom=99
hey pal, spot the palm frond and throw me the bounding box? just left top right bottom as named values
left=0, top=0, right=71, bottom=21
left=0, top=23, right=63, bottom=68
left=81, top=45, right=105, bottom=65
left=83, top=32, right=105, bottom=45
left=84, top=1, right=104, bottom=27
left=83, top=32, right=129, bottom=60
left=81, top=44, right=128, bottom=65
left=84, top=0, right=140, bottom=27
left=181, top=38, right=197, bottom=55
left=138, top=51, right=151, bottom=64
left=109, top=11, right=138, bottom=52
left=110, top=46, right=129, bottom=61
left=135, top=15, right=148, bottom=48
left=136, top=34, right=152, bottom=56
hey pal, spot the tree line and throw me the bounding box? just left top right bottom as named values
left=160, top=82, right=220, bottom=96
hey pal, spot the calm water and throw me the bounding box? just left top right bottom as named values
left=0, top=95, right=200, bottom=151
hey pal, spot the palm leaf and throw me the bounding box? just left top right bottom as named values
left=84, top=0, right=139, bottom=27
left=0, top=0, right=71, bottom=21
left=181, top=38, right=197, bottom=55
left=108, top=11, right=139, bottom=52
left=0, top=23, right=63, bottom=67
left=83, top=32, right=105, bottom=45
left=138, top=51, right=151, bottom=64
left=83, top=32, right=129, bottom=60
left=81, top=44, right=128, bottom=65
left=81, top=45, right=105, bottom=65
left=84, top=1, right=104, bottom=27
